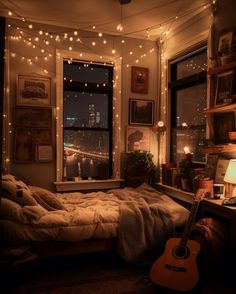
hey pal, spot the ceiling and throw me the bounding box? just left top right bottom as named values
left=0, top=0, right=211, bottom=40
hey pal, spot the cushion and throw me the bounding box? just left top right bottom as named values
left=29, top=186, right=66, bottom=211
left=0, top=198, right=23, bottom=222
left=1, top=174, right=38, bottom=207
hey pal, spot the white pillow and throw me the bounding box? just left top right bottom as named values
left=1, top=174, right=37, bottom=207
left=0, top=198, right=22, bottom=222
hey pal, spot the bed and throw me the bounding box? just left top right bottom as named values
left=0, top=174, right=190, bottom=262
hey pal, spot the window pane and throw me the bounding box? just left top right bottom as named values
left=64, top=62, right=110, bottom=84
left=64, top=91, right=108, bottom=128
left=64, top=130, right=109, bottom=179
left=176, top=84, right=206, bottom=127
left=176, top=51, right=207, bottom=79
left=171, top=127, right=206, bottom=164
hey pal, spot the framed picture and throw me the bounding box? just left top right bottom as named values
left=36, top=145, right=53, bottom=162
left=214, top=112, right=236, bottom=144
left=129, top=98, right=154, bottom=126
left=14, top=127, right=33, bottom=162
left=218, top=31, right=233, bottom=56
left=126, top=126, right=150, bottom=153
left=205, top=154, right=219, bottom=179
left=17, top=74, right=51, bottom=106
left=14, top=107, right=52, bottom=128
left=215, top=70, right=233, bottom=105
left=131, top=66, right=149, bottom=94
left=215, top=158, right=229, bottom=184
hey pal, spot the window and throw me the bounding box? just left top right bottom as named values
left=56, top=51, right=121, bottom=183
left=63, top=61, right=113, bottom=180
left=169, top=46, right=207, bottom=165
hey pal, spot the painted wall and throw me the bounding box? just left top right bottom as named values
left=3, top=18, right=158, bottom=190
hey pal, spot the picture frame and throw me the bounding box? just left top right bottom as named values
left=126, top=126, right=150, bottom=153
left=31, top=128, right=52, bottom=145
left=14, top=127, right=33, bottom=162
left=36, top=145, right=53, bottom=162
left=14, top=107, right=52, bottom=128
left=131, top=66, right=149, bottom=94
left=214, top=111, right=236, bottom=144
left=215, top=70, right=234, bottom=105
left=16, top=74, right=51, bottom=107
left=215, top=158, right=230, bottom=184
left=129, top=98, right=154, bottom=126
left=218, top=31, right=233, bottom=56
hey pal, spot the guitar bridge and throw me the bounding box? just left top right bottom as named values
left=165, top=264, right=186, bottom=272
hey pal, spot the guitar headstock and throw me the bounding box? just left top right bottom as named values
left=195, top=188, right=208, bottom=201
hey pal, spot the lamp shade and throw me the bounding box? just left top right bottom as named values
left=224, top=159, right=236, bottom=184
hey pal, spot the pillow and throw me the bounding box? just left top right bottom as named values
left=29, top=186, right=66, bottom=211
left=1, top=174, right=38, bottom=207
left=0, top=198, right=22, bottom=222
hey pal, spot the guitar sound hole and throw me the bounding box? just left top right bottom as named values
left=173, top=246, right=189, bottom=259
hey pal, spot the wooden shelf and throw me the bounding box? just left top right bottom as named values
left=208, top=60, right=236, bottom=76
left=199, top=144, right=236, bottom=154
left=204, top=103, right=236, bottom=114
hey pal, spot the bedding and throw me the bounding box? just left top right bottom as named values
left=0, top=180, right=189, bottom=262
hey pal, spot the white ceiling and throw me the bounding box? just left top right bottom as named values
left=0, top=0, right=211, bottom=40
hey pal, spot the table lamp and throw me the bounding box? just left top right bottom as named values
left=224, top=159, right=236, bottom=197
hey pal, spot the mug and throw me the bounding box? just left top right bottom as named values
left=213, top=184, right=225, bottom=199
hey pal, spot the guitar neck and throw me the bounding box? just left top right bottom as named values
left=180, top=199, right=200, bottom=248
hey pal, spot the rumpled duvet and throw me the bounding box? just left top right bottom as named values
left=0, top=183, right=189, bottom=262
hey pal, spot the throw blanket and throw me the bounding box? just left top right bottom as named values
left=110, top=186, right=176, bottom=262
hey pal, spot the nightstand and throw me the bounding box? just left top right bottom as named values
left=200, top=198, right=236, bottom=251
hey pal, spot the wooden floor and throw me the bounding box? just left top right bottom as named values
left=1, top=250, right=236, bottom=294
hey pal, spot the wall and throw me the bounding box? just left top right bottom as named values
left=3, top=18, right=158, bottom=190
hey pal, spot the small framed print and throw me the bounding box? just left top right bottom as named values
left=129, top=98, right=154, bottom=126
left=131, top=66, right=149, bottom=94
left=17, top=74, right=51, bottom=107
left=36, top=145, right=53, bottom=162
left=215, top=158, right=229, bottom=184
left=126, top=126, right=150, bottom=153
left=214, top=112, right=236, bottom=144
left=218, top=31, right=233, bottom=56
left=215, top=70, right=233, bottom=105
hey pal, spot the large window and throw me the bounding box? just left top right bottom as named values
left=63, top=60, right=113, bottom=180
left=169, top=46, right=207, bottom=165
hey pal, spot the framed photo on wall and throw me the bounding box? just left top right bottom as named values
left=218, top=31, right=233, bottom=56
left=131, top=66, right=149, bottom=94
left=214, top=111, right=236, bottom=144
left=126, top=126, right=150, bottom=153
left=16, top=74, right=51, bottom=107
left=129, top=98, right=154, bottom=126
left=215, top=70, right=233, bottom=105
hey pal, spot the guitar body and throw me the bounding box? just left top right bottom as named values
left=150, top=237, right=201, bottom=292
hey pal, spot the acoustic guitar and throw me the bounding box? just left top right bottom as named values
left=150, top=188, right=206, bottom=292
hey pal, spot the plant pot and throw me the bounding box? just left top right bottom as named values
left=192, top=179, right=214, bottom=198
left=181, top=178, right=192, bottom=192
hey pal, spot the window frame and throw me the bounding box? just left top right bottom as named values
left=56, top=50, right=121, bottom=182
left=168, top=45, right=207, bottom=164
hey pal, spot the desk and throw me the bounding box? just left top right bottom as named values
left=200, top=198, right=236, bottom=250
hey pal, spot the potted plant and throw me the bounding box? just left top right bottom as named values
left=192, top=170, right=214, bottom=198
left=178, top=152, right=195, bottom=192
left=125, top=150, right=158, bottom=187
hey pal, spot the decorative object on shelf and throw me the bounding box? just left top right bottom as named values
left=179, top=151, right=195, bottom=192
left=16, top=74, right=51, bottom=107
left=125, top=150, right=158, bottom=187
left=224, top=159, right=236, bottom=197
left=215, top=158, right=229, bottom=184
left=129, top=98, right=154, bottom=126
left=213, top=111, right=236, bottom=144
left=131, top=66, right=149, bottom=94
left=126, top=126, right=150, bottom=152
left=218, top=31, right=233, bottom=58
left=215, top=70, right=234, bottom=106
left=228, top=131, right=236, bottom=142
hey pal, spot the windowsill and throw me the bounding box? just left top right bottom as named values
left=54, top=179, right=124, bottom=192
left=155, top=183, right=194, bottom=205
